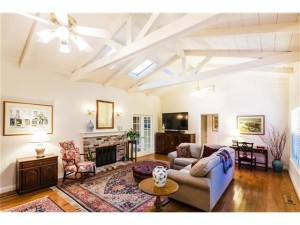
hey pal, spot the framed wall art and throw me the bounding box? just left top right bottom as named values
left=237, top=115, right=265, bottom=135
left=3, top=101, right=53, bottom=136
left=212, top=114, right=219, bottom=131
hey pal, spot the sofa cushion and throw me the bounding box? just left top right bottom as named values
left=174, top=157, right=198, bottom=167
left=202, top=145, right=219, bottom=158
left=202, top=144, right=227, bottom=158
left=190, top=153, right=221, bottom=177
left=176, top=145, right=192, bottom=158
left=179, top=143, right=202, bottom=159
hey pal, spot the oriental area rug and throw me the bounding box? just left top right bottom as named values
left=55, top=164, right=169, bottom=212
left=4, top=196, right=64, bottom=212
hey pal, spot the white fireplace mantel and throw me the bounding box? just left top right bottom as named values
left=81, top=130, right=126, bottom=138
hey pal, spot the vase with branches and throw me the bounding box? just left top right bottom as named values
left=259, top=126, right=288, bottom=172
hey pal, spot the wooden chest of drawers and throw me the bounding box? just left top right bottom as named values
left=16, top=154, right=58, bottom=194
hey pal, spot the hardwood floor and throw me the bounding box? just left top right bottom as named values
left=1, top=153, right=299, bottom=212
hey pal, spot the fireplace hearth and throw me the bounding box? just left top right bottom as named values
left=96, top=145, right=116, bottom=167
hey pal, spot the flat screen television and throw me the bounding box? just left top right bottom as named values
left=162, top=112, right=188, bottom=131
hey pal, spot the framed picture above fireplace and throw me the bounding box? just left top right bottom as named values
left=96, top=100, right=114, bottom=129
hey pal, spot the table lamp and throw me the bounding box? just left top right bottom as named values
left=31, top=131, right=50, bottom=158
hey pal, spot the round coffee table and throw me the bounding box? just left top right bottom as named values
left=132, top=160, right=169, bottom=180
left=139, top=178, right=179, bottom=212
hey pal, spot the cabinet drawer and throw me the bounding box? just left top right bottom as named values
left=20, top=157, right=57, bottom=169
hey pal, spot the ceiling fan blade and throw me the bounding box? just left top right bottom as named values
left=70, top=35, right=93, bottom=52
left=75, top=26, right=112, bottom=39
left=37, top=29, right=57, bottom=43
left=17, top=13, right=51, bottom=25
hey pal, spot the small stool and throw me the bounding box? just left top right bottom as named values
left=132, top=160, right=169, bottom=181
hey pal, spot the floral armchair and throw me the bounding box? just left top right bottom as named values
left=59, top=141, right=96, bottom=183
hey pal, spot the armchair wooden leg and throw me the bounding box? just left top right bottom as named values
left=93, top=166, right=96, bottom=176
left=75, top=172, right=78, bottom=178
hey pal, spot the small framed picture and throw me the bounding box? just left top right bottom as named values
left=237, top=115, right=265, bottom=135
left=212, top=114, right=218, bottom=131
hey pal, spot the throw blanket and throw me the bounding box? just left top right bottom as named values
left=217, top=149, right=233, bottom=174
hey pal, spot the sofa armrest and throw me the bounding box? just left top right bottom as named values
left=168, top=151, right=177, bottom=169
left=168, top=169, right=210, bottom=191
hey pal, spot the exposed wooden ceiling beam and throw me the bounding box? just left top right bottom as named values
left=190, top=56, right=212, bottom=75
left=128, top=51, right=299, bottom=92
left=73, top=15, right=128, bottom=71
left=126, top=15, right=133, bottom=45
left=189, top=22, right=299, bottom=38
left=203, top=63, right=294, bottom=74
left=70, top=13, right=226, bottom=81
left=18, top=13, right=39, bottom=68
left=129, top=55, right=180, bottom=88
left=135, top=13, right=160, bottom=41
left=184, top=50, right=287, bottom=58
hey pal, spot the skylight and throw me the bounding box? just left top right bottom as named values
left=130, top=59, right=155, bottom=77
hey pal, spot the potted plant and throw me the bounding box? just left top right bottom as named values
left=126, top=128, right=140, bottom=140
left=259, top=126, right=288, bottom=172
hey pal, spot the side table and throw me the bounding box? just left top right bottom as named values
left=139, top=178, right=179, bottom=212
left=127, top=140, right=137, bottom=162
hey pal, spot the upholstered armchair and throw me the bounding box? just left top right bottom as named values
left=59, top=141, right=96, bottom=183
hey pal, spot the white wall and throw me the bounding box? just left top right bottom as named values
left=161, top=72, right=290, bottom=168
left=289, top=62, right=300, bottom=200
left=0, top=60, right=161, bottom=193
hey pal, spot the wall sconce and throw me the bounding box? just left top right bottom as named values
left=116, top=111, right=123, bottom=117
left=87, top=109, right=95, bottom=115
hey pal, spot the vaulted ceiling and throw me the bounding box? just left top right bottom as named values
left=1, top=13, right=299, bottom=95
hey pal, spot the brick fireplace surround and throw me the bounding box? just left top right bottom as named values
left=82, top=132, right=127, bottom=163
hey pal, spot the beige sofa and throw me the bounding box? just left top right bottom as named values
left=167, top=144, right=235, bottom=212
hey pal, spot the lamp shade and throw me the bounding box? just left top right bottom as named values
left=31, top=131, right=50, bottom=143
left=31, top=131, right=49, bottom=158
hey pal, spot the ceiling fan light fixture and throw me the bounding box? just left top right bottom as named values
left=56, top=26, right=69, bottom=43
left=59, top=41, right=70, bottom=53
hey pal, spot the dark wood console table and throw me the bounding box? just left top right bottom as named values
left=16, top=154, right=58, bottom=194
left=230, top=146, right=268, bottom=171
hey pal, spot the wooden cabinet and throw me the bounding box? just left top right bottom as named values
left=155, top=132, right=195, bottom=154
left=16, top=154, right=58, bottom=194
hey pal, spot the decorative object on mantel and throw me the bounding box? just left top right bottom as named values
left=87, top=120, right=94, bottom=132
left=152, top=166, right=167, bottom=187
left=30, top=131, right=50, bottom=158
left=3, top=101, right=53, bottom=136
left=126, top=128, right=140, bottom=140
left=259, top=125, right=288, bottom=172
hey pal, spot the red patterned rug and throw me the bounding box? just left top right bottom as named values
left=4, top=196, right=64, bottom=212
left=56, top=163, right=169, bottom=212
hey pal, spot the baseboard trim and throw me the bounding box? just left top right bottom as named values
left=0, top=184, right=16, bottom=194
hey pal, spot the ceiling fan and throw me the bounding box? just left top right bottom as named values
left=19, top=13, right=112, bottom=53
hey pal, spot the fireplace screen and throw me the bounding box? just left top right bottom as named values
left=96, top=145, right=116, bottom=167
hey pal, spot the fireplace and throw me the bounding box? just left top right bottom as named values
left=96, top=145, right=117, bottom=167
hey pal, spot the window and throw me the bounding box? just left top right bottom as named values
left=130, top=59, right=155, bottom=77
left=291, top=107, right=300, bottom=166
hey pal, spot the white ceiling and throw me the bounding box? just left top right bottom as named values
left=1, top=13, right=299, bottom=95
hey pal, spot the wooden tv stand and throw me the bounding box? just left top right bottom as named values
left=155, top=132, right=195, bottom=155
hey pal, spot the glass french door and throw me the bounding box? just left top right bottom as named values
left=133, top=115, right=152, bottom=156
